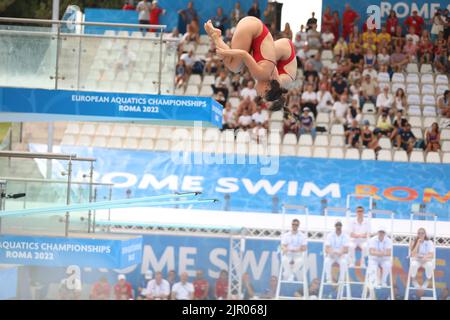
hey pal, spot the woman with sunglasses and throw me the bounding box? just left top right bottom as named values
left=409, top=228, right=435, bottom=289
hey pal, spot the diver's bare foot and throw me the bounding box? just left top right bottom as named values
left=204, top=19, right=221, bottom=40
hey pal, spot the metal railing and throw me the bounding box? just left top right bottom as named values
left=0, top=17, right=179, bottom=95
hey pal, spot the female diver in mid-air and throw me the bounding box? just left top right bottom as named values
left=204, top=16, right=297, bottom=109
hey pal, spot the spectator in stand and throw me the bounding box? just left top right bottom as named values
left=136, top=270, right=153, bottom=299
left=301, top=84, right=318, bottom=117
left=324, top=221, right=350, bottom=284
left=374, top=112, right=393, bottom=138
left=241, top=273, right=255, bottom=300
left=363, top=48, right=377, bottom=68
left=332, top=94, right=349, bottom=124
left=252, top=103, right=269, bottom=128
left=361, top=120, right=380, bottom=151
left=333, top=37, right=349, bottom=58
left=331, top=10, right=340, bottom=41
left=213, top=71, right=231, bottom=100
left=425, top=123, right=441, bottom=152
left=360, top=74, right=378, bottom=106
left=136, top=0, right=151, bottom=32
left=418, top=37, right=434, bottom=64
left=178, top=1, right=198, bottom=34
left=90, top=276, right=111, bottom=300
left=307, top=24, right=322, bottom=50
left=345, top=119, right=361, bottom=148
left=349, top=78, right=362, bottom=105
left=376, top=85, right=394, bottom=116
left=215, top=270, right=229, bottom=300
left=306, top=12, right=318, bottom=31
left=284, top=104, right=300, bottom=135
left=321, top=25, right=336, bottom=49
left=440, top=287, right=450, bottom=300
left=185, top=16, right=200, bottom=44
left=193, top=270, right=209, bottom=300
left=214, top=91, right=226, bottom=108
left=240, top=80, right=258, bottom=101
left=282, top=23, right=293, bottom=41
left=299, top=107, right=316, bottom=139
left=149, top=1, right=166, bottom=32
left=403, top=37, right=418, bottom=62
left=386, top=10, right=399, bottom=35
left=230, top=2, right=244, bottom=28
left=346, top=99, right=362, bottom=127
left=122, top=1, right=135, bottom=10
left=175, top=60, right=187, bottom=88
left=247, top=1, right=261, bottom=18
left=145, top=271, right=170, bottom=300
left=438, top=90, right=450, bottom=117
left=167, top=269, right=177, bottom=296
left=263, top=3, right=276, bottom=29
left=212, top=7, right=228, bottom=34
left=172, top=272, right=194, bottom=300
left=377, top=26, right=392, bottom=47
left=261, top=276, right=278, bottom=299
left=405, top=10, right=425, bottom=36
left=222, top=102, right=236, bottom=130
left=362, top=36, right=377, bottom=53
left=297, top=44, right=312, bottom=68
left=114, top=274, right=133, bottom=300
left=180, top=50, right=195, bottom=74
left=238, top=109, right=253, bottom=130
left=397, top=123, right=416, bottom=155
left=322, top=7, right=334, bottom=33
left=317, top=83, right=334, bottom=113
left=363, top=64, right=377, bottom=80
left=236, top=96, right=256, bottom=117
left=405, top=26, right=420, bottom=45
left=434, top=42, right=449, bottom=73
left=431, top=10, right=446, bottom=41
left=392, top=25, right=406, bottom=48
left=349, top=46, right=364, bottom=70
left=342, top=3, right=360, bottom=40
left=114, top=45, right=136, bottom=77
left=390, top=45, right=409, bottom=72
left=393, top=88, right=407, bottom=113
left=362, top=28, right=377, bottom=46
left=391, top=115, right=408, bottom=143
left=331, top=75, right=349, bottom=100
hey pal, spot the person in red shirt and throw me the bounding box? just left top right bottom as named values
left=321, top=6, right=334, bottom=33
left=149, top=1, right=166, bottom=32
left=122, top=1, right=135, bottom=10
left=193, top=269, right=210, bottom=300
left=114, top=274, right=134, bottom=300
left=90, top=276, right=111, bottom=300
left=404, top=10, right=425, bottom=35
left=215, top=270, right=228, bottom=300
left=342, top=3, right=360, bottom=40
left=331, top=10, right=340, bottom=41
left=419, top=38, right=434, bottom=64
left=386, top=10, right=399, bottom=35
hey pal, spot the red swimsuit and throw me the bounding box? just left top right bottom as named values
left=277, top=40, right=296, bottom=80
left=251, top=22, right=276, bottom=65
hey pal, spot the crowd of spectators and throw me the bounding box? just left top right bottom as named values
left=172, top=1, right=449, bottom=157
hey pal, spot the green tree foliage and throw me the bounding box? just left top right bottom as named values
left=0, top=0, right=125, bottom=19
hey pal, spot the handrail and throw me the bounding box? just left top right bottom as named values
left=0, top=176, right=113, bottom=187
left=0, top=17, right=166, bottom=30
left=0, top=151, right=95, bottom=162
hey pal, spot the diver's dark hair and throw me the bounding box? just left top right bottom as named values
left=265, top=80, right=288, bottom=102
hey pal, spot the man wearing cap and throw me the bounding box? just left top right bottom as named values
left=145, top=271, right=170, bottom=300
left=114, top=274, right=134, bottom=300
left=367, top=227, right=393, bottom=288
left=347, top=206, right=371, bottom=268
left=324, top=221, right=350, bottom=284
left=281, top=219, right=308, bottom=282
left=404, top=10, right=424, bottom=36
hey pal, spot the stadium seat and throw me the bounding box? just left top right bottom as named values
left=126, top=126, right=142, bottom=139
left=436, top=85, right=449, bottom=96
left=407, top=94, right=420, bottom=105
left=377, top=72, right=390, bottom=83
left=421, top=84, right=435, bottom=95
left=314, top=135, right=329, bottom=146
left=271, top=121, right=283, bottom=132
left=158, top=127, right=174, bottom=139
left=330, top=124, right=345, bottom=135
left=345, top=148, right=360, bottom=160
left=362, top=114, right=376, bottom=126
left=442, top=153, right=450, bottom=164
left=268, top=132, right=281, bottom=145
left=80, top=123, right=96, bottom=135
left=104, top=30, right=116, bottom=37
left=426, top=152, right=441, bottom=163
left=316, top=113, right=330, bottom=124
left=185, top=85, right=199, bottom=95
left=271, top=111, right=284, bottom=121
left=199, top=85, right=214, bottom=96
left=392, top=73, right=405, bottom=83
left=421, top=74, right=434, bottom=84
left=328, top=147, right=344, bottom=159
left=283, top=133, right=298, bottom=145
left=407, top=105, right=421, bottom=116
left=116, top=71, right=130, bottom=82
left=189, top=74, right=202, bottom=85
left=423, top=106, right=437, bottom=117
left=281, top=145, right=296, bottom=156
left=406, top=63, right=419, bottom=73
left=406, top=74, right=419, bottom=84
left=65, top=123, right=80, bottom=135
left=410, top=150, right=425, bottom=163
left=442, top=141, right=450, bottom=152
left=330, top=136, right=345, bottom=147
left=61, top=135, right=76, bottom=145
left=435, top=74, right=449, bottom=85
left=423, top=117, right=437, bottom=128
left=321, top=50, right=333, bottom=60
left=297, top=146, right=312, bottom=157
left=123, top=138, right=139, bottom=149
left=411, top=128, right=423, bottom=140
left=406, top=84, right=420, bottom=94
left=420, top=64, right=433, bottom=74
left=202, top=75, right=215, bottom=85
left=362, top=103, right=376, bottom=114
left=408, top=116, right=422, bottom=128
left=117, top=30, right=129, bottom=37
left=391, top=82, right=405, bottom=93
left=141, top=126, right=158, bottom=139
left=422, top=95, right=436, bottom=106
left=378, top=137, right=392, bottom=149
left=377, top=150, right=392, bottom=161
left=201, top=128, right=219, bottom=142
left=236, top=130, right=251, bottom=144
left=313, top=147, right=328, bottom=158
left=95, top=124, right=112, bottom=137
left=298, top=134, right=313, bottom=146
left=393, top=150, right=408, bottom=162
left=229, top=97, right=240, bottom=109
left=442, top=129, right=450, bottom=140
left=111, top=125, right=128, bottom=137
left=138, top=138, right=154, bottom=150
left=361, top=149, right=375, bottom=160
left=154, top=139, right=170, bottom=151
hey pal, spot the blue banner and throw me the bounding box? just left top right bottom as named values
left=0, top=267, right=18, bottom=300
left=84, top=0, right=268, bottom=35
left=22, top=233, right=450, bottom=299
left=0, top=87, right=223, bottom=128
left=322, top=0, right=450, bottom=30
left=29, top=145, right=450, bottom=221
left=0, top=234, right=143, bottom=269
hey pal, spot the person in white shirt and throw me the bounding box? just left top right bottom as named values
left=367, top=227, right=393, bottom=288
left=136, top=0, right=151, bottom=31
left=332, top=94, right=349, bottom=124
left=324, top=221, right=350, bottom=284
left=376, top=85, right=394, bottom=116
left=180, top=50, right=195, bottom=70
left=171, top=272, right=194, bottom=300
left=347, top=206, right=371, bottom=267
left=409, top=228, right=435, bottom=289
left=240, top=80, right=258, bottom=101
left=252, top=104, right=269, bottom=127
left=238, top=109, right=253, bottom=130
left=317, top=84, right=334, bottom=113
left=362, top=65, right=378, bottom=80
left=281, top=219, right=308, bottom=281
left=145, top=271, right=170, bottom=300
